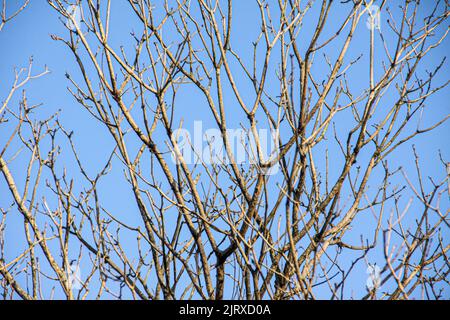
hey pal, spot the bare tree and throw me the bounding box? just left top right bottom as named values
left=0, top=0, right=449, bottom=300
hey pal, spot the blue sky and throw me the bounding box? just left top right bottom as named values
left=0, top=1, right=449, bottom=299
